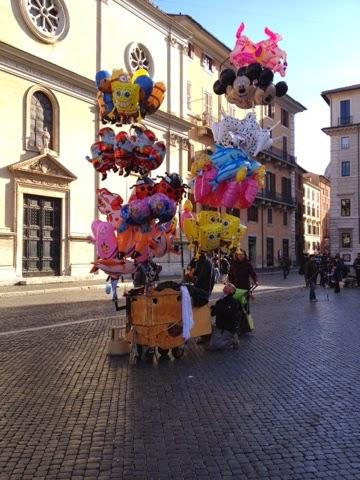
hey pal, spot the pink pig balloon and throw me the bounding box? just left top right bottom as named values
left=91, top=220, right=118, bottom=259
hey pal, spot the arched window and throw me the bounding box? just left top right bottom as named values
left=25, top=86, right=59, bottom=153
left=29, top=92, right=53, bottom=150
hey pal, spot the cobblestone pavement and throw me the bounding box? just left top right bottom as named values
left=0, top=285, right=360, bottom=479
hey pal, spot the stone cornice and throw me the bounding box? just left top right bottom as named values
left=152, top=109, right=194, bottom=133
left=322, top=123, right=360, bottom=136
left=276, top=95, right=307, bottom=114
left=0, top=42, right=95, bottom=102
left=113, top=0, right=190, bottom=44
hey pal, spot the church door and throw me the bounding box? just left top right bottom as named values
left=23, top=194, right=61, bottom=276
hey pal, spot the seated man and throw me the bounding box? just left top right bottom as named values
left=206, top=283, right=240, bottom=351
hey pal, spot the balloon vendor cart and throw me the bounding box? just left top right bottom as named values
left=88, top=21, right=289, bottom=360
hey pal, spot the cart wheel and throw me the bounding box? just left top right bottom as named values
left=136, top=344, right=143, bottom=359
left=157, top=347, right=170, bottom=357
left=172, top=346, right=184, bottom=359
left=144, top=347, right=155, bottom=362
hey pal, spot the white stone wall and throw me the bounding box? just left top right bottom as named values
left=0, top=0, right=191, bottom=281
left=327, top=91, right=360, bottom=262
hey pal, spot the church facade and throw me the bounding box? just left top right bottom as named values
left=0, top=0, right=192, bottom=281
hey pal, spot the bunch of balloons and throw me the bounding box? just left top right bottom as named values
left=213, top=23, right=288, bottom=110
left=88, top=172, right=187, bottom=276
left=212, top=110, right=281, bottom=158
left=86, top=125, right=166, bottom=180
left=189, top=145, right=265, bottom=210
left=229, top=23, right=288, bottom=76
left=180, top=201, right=247, bottom=253
left=96, top=67, right=166, bottom=126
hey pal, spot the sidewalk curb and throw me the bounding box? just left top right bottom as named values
left=0, top=283, right=305, bottom=299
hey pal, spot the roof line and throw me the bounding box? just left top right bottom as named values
left=167, top=13, right=231, bottom=52
left=321, top=84, right=360, bottom=105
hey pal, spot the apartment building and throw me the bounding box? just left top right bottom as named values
left=319, top=175, right=331, bottom=254
left=303, top=173, right=321, bottom=254
left=322, top=84, right=360, bottom=264
left=295, top=164, right=307, bottom=263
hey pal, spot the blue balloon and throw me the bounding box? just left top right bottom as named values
left=210, top=144, right=251, bottom=188
left=135, top=76, right=154, bottom=100
left=95, top=70, right=111, bottom=89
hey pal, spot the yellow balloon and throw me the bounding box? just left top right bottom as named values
left=197, top=210, right=221, bottom=227
left=235, top=166, right=247, bottom=183
left=131, top=68, right=150, bottom=83
left=220, top=213, right=240, bottom=243
left=199, top=224, right=222, bottom=252
left=183, top=218, right=199, bottom=243
left=183, top=199, right=193, bottom=213
left=190, top=151, right=211, bottom=177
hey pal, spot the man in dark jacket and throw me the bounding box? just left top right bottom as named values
left=207, top=283, right=240, bottom=350
left=305, top=255, right=318, bottom=302
left=193, top=252, right=215, bottom=296
left=333, top=256, right=343, bottom=294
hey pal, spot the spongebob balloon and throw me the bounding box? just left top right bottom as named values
left=220, top=213, right=247, bottom=250
left=221, top=214, right=241, bottom=243
left=182, top=217, right=199, bottom=246
left=199, top=223, right=222, bottom=252
left=109, top=69, right=140, bottom=125
left=197, top=210, right=221, bottom=227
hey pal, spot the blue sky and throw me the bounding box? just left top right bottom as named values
left=154, top=0, right=360, bottom=174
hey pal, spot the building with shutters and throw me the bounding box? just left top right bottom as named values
left=322, top=84, right=360, bottom=264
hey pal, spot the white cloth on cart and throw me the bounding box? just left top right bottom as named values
left=181, top=285, right=194, bottom=340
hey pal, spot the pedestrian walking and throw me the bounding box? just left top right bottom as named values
left=333, top=256, right=343, bottom=294
left=105, top=275, right=119, bottom=301
left=353, top=253, right=360, bottom=286
left=305, top=255, right=318, bottom=302
left=280, top=255, right=290, bottom=279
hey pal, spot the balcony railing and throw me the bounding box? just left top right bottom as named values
left=256, top=189, right=296, bottom=207
left=268, top=146, right=296, bottom=165
left=338, top=116, right=353, bottom=126
left=259, top=146, right=296, bottom=166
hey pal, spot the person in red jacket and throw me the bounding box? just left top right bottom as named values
left=228, top=249, right=258, bottom=291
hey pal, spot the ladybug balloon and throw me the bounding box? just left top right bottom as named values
left=156, top=173, right=187, bottom=203
left=130, top=177, right=156, bottom=200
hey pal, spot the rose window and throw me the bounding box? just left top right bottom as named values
left=125, top=43, right=154, bottom=77
left=19, top=0, right=69, bottom=43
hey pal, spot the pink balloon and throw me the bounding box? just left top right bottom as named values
left=235, top=178, right=258, bottom=209
left=194, top=167, right=217, bottom=203
left=222, top=181, right=242, bottom=208
left=200, top=181, right=227, bottom=208
left=91, top=220, right=118, bottom=259
left=180, top=210, right=193, bottom=229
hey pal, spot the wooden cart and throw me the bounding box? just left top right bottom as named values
left=122, top=287, right=213, bottom=359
